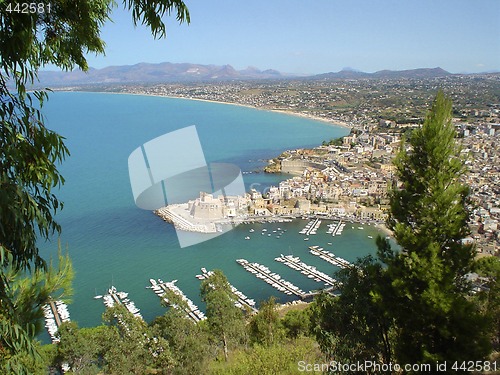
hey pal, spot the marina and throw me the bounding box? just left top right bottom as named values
left=236, top=259, right=307, bottom=298
left=275, top=254, right=337, bottom=287
left=42, top=300, right=70, bottom=343
left=299, top=218, right=322, bottom=236
left=326, top=220, right=345, bottom=236
left=309, top=246, right=353, bottom=269
left=149, top=278, right=206, bottom=322
left=196, top=268, right=258, bottom=313
left=98, top=286, right=143, bottom=320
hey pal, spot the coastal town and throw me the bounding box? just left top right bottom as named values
left=135, top=74, right=500, bottom=257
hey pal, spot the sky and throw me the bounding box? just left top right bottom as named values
left=81, top=0, right=500, bottom=75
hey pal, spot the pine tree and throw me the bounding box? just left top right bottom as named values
left=378, top=91, right=491, bottom=365
left=311, top=92, right=493, bottom=371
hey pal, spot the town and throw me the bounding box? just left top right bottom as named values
left=88, top=74, right=499, bottom=256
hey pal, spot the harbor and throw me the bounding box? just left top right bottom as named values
left=275, top=254, right=337, bottom=287
left=309, top=245, right=353, bottom=269
left=98, top=286, right=143, bottom=320
left=42, top=300, right=70, bottom=343
left=236, top=259, right=307, bottom=298
left=149, top=278, right=206, bottom=322
left=196, top=268, right=258, bottom=313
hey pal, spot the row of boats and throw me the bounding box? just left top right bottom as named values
left=275, top=254, right=337, bottom=287
left=196, top=267, right=257, bottom=312
left=326, top=220, right=346, bottom=236
left=236, top=259, right=306, bottom=298
left=149, top=278, right=206, bottom=322
left=42, top=300, right=70, bottom=343
left=309, top=246, right=352, bottom=269
left=299, top=218, right=322, bottom=236
left=98, top=286, right=143, bottom=320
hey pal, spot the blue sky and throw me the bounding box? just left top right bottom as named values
left=83, top=0, right=500, bottom=74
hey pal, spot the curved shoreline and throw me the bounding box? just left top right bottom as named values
left=53, top=88, right=353, bottom=130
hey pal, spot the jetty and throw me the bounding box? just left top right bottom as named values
left=236, top=259, right=306, bottom=298
left=275, top=254, right=337, bottom=287
left=196, top=268, right=258, bottom=313
left=299, top=218, right=321, bottom=236
left=149, top=278, right=206, bottom=323
left=326, top=220, right=345, bottom=236
left=42, top=300, right=70, bottom=343
left=309, top=246, right=352, bottom=269
left=100, top=286, right=143, bottom=320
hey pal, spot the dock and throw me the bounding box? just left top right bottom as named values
left=326, top=220, right=345, bottom=236
left=100, top=286, right=143, bottom=320
left=196, top=268, right=258, bottom=313
left=236, top=259, right=306, bottom=298
left=299, top=218, right=322, bottom=236
left=42, top=300, right=70, bottom=343
left=275, top=254, right=337, bottom=287
left=149, top=279, right=206, bottom=323
left=309, top=246, right=352, bottom=269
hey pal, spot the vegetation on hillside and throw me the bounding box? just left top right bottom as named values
left=1, top=0, right=498, bottom=372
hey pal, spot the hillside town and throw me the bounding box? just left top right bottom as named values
left=105, top=75, right=500, bottom=256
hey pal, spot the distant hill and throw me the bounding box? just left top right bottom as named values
left=36, top=63, right=463, bottom=86
left=312, top=67, right=452, bottom=80
left=37, top=62, right=285, bottom=86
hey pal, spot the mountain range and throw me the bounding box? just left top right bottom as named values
left=36, top=62, right=466, bottom=86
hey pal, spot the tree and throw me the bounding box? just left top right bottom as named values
left=378, top=91, right=491, bottom=365
left=1, top=0, right=189, bottom=369
left=0, top=249, right=73, bottom=373
left=55, top=322, right=105, bottom=374
left=281, top=307, right=311, bottom=339
left=310, top=255, right=393, bottom=368
left=249, top=296, right=283, bottom=346
left=311, top=92, right=493, bottom=371
left=200, top=269, right=246, bottom=361
left=151, top=305, right=210, bottom=375
left=472, top=256, right=500, bottom=351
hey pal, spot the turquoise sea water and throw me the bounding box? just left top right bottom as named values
left=38, top=92, right=383, bottom=337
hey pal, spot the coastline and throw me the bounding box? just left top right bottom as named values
left=52, top=87, right=353, bottom=130
left=375, top=222, right=393, bottom=237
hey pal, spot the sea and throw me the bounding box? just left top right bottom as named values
left=37, top=91, right=386, bottom=339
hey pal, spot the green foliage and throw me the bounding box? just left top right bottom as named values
left=472, top=256, right=500, bottom=350
left=474, top=256, right=500, bottom=278
left=200, top=269, right=247, bottom=361
left=281, top=307, right=311, bottom=339
left=311, top=92, right=494, bottom=370
left=1, top=0, right=189, bottom=369
left=151, top=307, right=210, bottom=375
left=208, top=337, right=323, bottom=375
left=4, top=340, right=57, bottom=375
left=249, top=296, right=283, bottom=346
left=56, top=322, right=106, bottom=374
left=310, top=255, right=392, bottom=367
left=379, top=91, right=491, bottom=364
left=56, top=306, right=175, bottom=374
left=102, top=304, right=172, bottom=374
left=322, top=137, right=343, bottom=146
left=0, top=248, right=73, bottom=374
